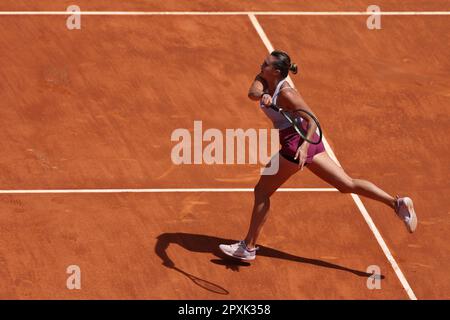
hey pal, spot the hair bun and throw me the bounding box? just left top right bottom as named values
left=289, top=63, right=298, bottom=74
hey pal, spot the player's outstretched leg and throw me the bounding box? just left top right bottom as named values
left=306, top=152, right=417, bottom=233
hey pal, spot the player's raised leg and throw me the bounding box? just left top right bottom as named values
left=307, top=152, right=417, bottom=232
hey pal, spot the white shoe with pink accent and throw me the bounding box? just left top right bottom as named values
left=219, top=241, right=258, bottom=261
left=394, top=196, right=418, bottom=233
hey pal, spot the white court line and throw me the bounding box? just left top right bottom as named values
left=0, top=11, right=449, bottom=15
left=0, top=188, right=338, bottom=194
left=248, top=13, right=417, bottom=300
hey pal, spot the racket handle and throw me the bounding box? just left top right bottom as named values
left=268, top=103, right=281, bottom=112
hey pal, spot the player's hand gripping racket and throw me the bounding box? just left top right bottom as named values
left=268, top=103, right=323, bottom=145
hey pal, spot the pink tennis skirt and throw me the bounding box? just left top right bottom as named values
left=279, top=124, right=326, bottom=165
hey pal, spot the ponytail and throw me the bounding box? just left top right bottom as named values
left=271, top=50, right=298, bottom=78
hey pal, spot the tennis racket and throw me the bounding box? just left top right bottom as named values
left=268, top=103, right=323, bottom=145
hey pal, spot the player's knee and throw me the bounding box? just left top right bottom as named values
left=337, top=178, right=355, bottom=194
left=254, top=184, right=270, bottom=201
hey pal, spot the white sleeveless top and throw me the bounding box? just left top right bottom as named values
left=260, top=78, right=299, bottom=130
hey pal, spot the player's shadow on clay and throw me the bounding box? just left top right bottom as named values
left=155, top=232, right=384, bottom=295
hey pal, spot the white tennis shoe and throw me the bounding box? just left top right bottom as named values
left=219, top=241, right=258, bottom=261
left=394, top=196, right=418, bottom=233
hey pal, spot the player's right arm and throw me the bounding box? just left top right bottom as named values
left=248, top=73, right=267, bottom=101
left=248, top=74, right=272, bottom=106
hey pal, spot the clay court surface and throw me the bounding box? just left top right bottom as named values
left=0, top=0, right=449, bottom=299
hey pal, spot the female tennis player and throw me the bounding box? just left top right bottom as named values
left=220, top=50, right=418, bottom=261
